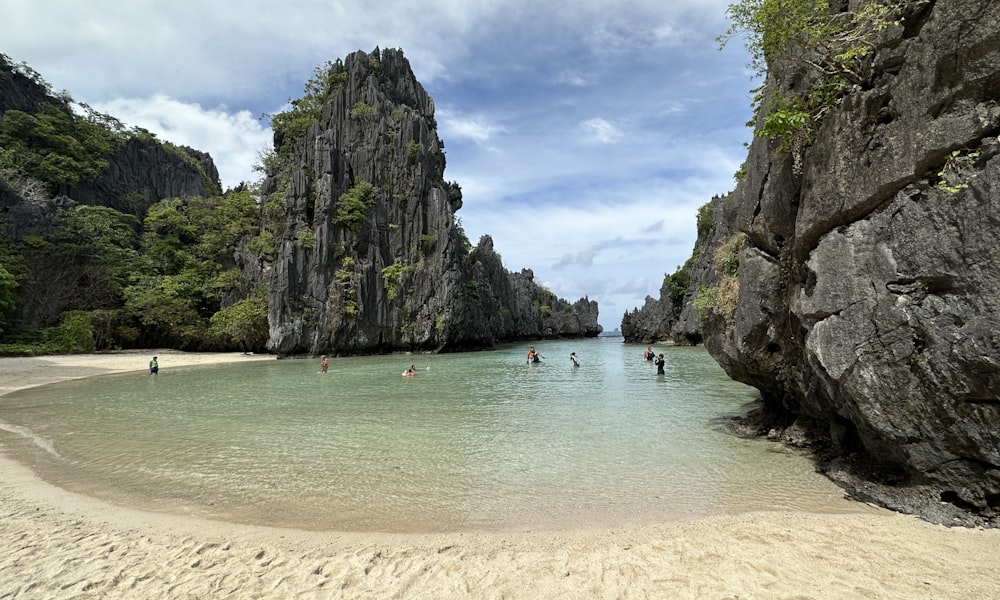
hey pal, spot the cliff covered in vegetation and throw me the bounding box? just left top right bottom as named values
left=0, top=53, right=241, bottom=352
left=646, top=0, right=999, bottom=526
left=260, top=48, right=600, bottom=355
left=0, top=49, right=598, bottom=356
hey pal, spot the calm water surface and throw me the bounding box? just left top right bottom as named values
left=0, top=338, right=865, bottom=532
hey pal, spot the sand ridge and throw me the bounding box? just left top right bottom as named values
left=1, top=351, right=998, bottom=599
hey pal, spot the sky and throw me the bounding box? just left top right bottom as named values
left=2, top=0, right=756, bottom=330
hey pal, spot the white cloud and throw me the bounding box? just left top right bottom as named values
left=580, top=118, right=624, bottom=144
left=554, top=70, right=595, bottom=87
left=438, top=109, right=507, bottom=148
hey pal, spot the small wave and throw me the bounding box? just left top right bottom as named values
left=0, top=421, right=62, bottom=459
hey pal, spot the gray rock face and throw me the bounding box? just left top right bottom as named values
left=264, top=48, right=599, bottom=355
left=697, top=0, right=1000, bottom=525
left=621, top=199, right=724, bottom=345
left=62, top=138, right=221, bottom=216
left=0, top=56, right=53, bottom=114
left=621, top=275, right=706, bottom=346
left=1, top=55, right=219, bottom=220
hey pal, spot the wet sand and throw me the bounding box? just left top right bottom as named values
left=1, top=351, right=998, bottom=599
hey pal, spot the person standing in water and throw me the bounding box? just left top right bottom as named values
left=320, top=355, right=329, bottom=373
left=527, top=347, right=542, bottom=363
left=643, top=347, right=655, bottom=361
left=149, top=356, right=159, bottom=376
left=569, top=352, right=580, bottom=367
left=654, top=353, right=666, bottom=375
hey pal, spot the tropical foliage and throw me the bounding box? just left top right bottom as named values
left=268, top=61, right=346, bottom=154
left=335, top=180, right=377, bottom=233
left=0, top=189, right=268, bottom=355
left=720, top=0, right=926, bottom=158
left=693, top=233, right=747, bottom=327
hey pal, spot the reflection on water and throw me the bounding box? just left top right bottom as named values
left=0, top=338, right=868, bottom=532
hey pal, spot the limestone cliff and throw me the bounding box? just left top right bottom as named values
left=0, top=54, right=221, bottom=226
left=61, top=137, right=221, bottom=215
left=263, top=48, right=599, bottom=355
left=691, top=0, right=999, bottom=525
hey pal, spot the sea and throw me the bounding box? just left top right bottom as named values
left=0, top=337, right=869, bottom=532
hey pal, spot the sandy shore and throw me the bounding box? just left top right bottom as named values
left=1, top=352, right=998, bottom=599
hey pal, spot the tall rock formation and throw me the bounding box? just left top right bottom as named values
left=685, top=0, right=999, bottom=526
left=263, top=48, right=599, bottom=355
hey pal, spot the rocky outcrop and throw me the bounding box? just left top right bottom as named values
left=621, top=276, right=705, bottom=346
left=460, top=236, right=600, bottom=343
left=263, top=48, right=599, bottom=355
left=61, top=137, right=221, bottom=216
left=1, top=54, right=221, bottom=223
left=691, top=0, right=999, bottom=526
left=621, top=198, right=727, bottom=345
left=0, top=55, right=53, bottom=115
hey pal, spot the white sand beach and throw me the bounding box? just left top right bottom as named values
left=1, top=351, right=998, bottom=599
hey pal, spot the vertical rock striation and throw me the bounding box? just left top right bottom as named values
left=62, top=138, right=221, bottom=216
left=264, top=48, right=599, bottom=356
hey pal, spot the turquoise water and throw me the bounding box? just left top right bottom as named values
left=0, top=339, right=862, bottom=532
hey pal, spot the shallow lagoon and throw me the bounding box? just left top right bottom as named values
left=0, top=338, right=861, bottom=532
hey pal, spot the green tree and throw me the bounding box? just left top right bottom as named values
left=350, top=101, right=376, bottom=120
left=13, top=204, right=144, bottom=328
left=123, top=274, right=210, bottom=349
left=381, top=262, right=414, bottom=300
left=720, top=0, right=919, bottom=82
left=268, top=61, right=346, bottom=154
left=209, top=294, right=269, bottom=351
left=335, top=181, right=376, bottom=233
left=44, top=310, right=95, bottom=353
left=0, top=104, right=123, bottom=192
left=57, top=204, right=144, bottom=286
left=720, top=0, right=924, bottom=157
left=0, top=264, right=17, bottom=335
left=122, top=190, right=264, bottom=349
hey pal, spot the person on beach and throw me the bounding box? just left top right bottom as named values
left=654, top=353, right=666, bottom=375
left=320, top=355, right=329, bottom=374
left=644, top=347, right=655, bottom=361
left=569, top=352, right=580, bottom=367
left=149, top=356, right=158, bottom=375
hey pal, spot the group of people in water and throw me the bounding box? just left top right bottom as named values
left=319, top=354, right=424, bottom=377
left=315, top=345, right=667, bottom=377
left=525, top=345, right=665, bottom=374
left=527, top=346, right=581, bottom=367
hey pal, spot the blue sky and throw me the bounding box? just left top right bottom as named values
left=2, top=0, right=755, bottom=330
